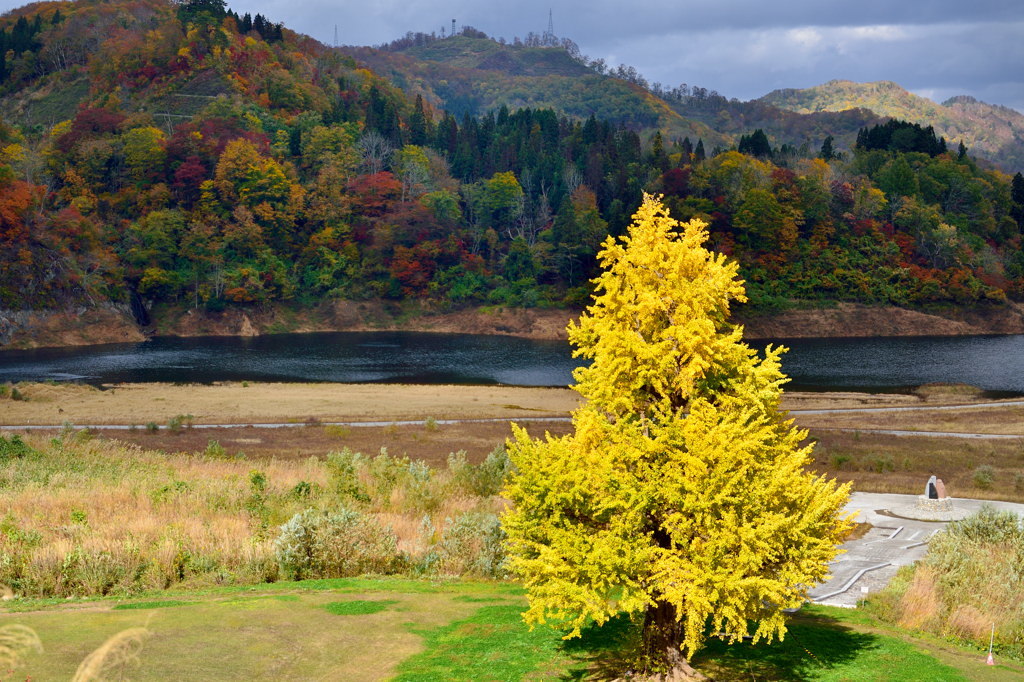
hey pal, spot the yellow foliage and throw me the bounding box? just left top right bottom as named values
left=503, top=194, right=851, bottom=662
left=1, top=143, right=26, bottom=165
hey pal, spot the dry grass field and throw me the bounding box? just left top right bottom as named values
left=0, top=382, right=581, bottom=426
left=3, top=381, right=1023, bottom=501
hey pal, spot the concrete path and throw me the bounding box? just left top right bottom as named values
left=808, top=492, right=1024, bottom=607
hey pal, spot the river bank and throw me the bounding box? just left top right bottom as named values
left=0, top=380, right=1008, bottom=428
left=3, top=299, right=1024, bottom=351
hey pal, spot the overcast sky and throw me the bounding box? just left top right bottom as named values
left=5, top=1, right=1023, bottom=113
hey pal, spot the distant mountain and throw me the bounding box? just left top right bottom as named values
left=664, top=94, right=882, bottom=157
left=760, top=80, right=1024, bottom=172
left=347, top=38, right=921, bottom=164
left=343, top=35, right=731, bottom=149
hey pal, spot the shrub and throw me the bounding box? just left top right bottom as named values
left=367, top=452, right=409, bottom=503
left=291, top=481, right=313, bottom=499
left=274, top=507, right=401, bottom=580
left=447, top=446, right=512, bottom=498
left=945, top=505, right=1023, bottom=544
left=430, top=512, right=506, bottom=578
left=871, top=507, right=1024, bottom=656
left=829, top=454, right=851, bottom=470
left=325, top=449, right=369, bottom=503
left=0, top=435, right=37, bottom=462
left=869, top=454, right=895, bottom=473
left=203, top=440, right=228, bottom=458
left=971, top=465, right=995, bottom=490
left=167, top=414, right=194, bottom=433
left=400, top=459, right=438, bottom=512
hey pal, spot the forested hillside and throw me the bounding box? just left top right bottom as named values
left=1, top=0, right=1023, bottom=327
left=343, top=34, right=729, bottom=149
left=761, top=80, right=1024, bottom=173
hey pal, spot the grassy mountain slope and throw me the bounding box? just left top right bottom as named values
left=761, top=80, right=1024, bottom=171
left=668, top=95, right=882, bottom=155
left=344, top=36, right=730, bottom=148
left=348, top=36, right=888, bottom=159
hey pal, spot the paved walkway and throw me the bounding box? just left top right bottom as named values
left=808, top=492, right=1024, bottom=607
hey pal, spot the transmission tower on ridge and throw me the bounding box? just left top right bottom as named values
left=543, top=9, right=555, bottom=46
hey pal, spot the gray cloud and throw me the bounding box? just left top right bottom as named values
left=586, top=19, right=1024, bottom=112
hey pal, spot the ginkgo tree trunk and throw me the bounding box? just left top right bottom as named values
left=502, top=194, right=851, bottom=678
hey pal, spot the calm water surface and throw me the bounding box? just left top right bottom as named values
left=0, top=331, right=1022, bottom=393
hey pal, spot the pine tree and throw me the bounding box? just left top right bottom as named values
left=1011, top=172, right=1024, bottom=227
left=819, top=135, right=835, bottom=162
left=680, top=136, right=693, bottom=161
left=503, top=194, right=851, bottom=677
left=409, top=94, right=428, bottom=146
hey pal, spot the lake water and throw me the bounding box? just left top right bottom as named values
left=0, top=331, right=1022, bottom=394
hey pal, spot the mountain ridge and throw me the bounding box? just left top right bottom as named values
left=760, top=79, right=1024, bottom=171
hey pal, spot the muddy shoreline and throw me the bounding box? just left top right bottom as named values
left=3, top=299, right=1024, bottom=351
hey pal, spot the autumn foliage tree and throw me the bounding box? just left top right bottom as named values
left=502, top=195, right=851, bottom=678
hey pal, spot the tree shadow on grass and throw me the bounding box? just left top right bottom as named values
left=557, top=615, right=641, bottom=680
left=557, top=610, right=878, bottom=681
left=692, top=611, right=878, bottom=681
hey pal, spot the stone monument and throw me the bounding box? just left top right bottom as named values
left=916, top=474, right=953, bottom=513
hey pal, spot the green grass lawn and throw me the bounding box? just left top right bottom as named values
left=1, top=578, right=1019, bottom=680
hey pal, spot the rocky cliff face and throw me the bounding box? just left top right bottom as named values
left=739, top=302, right=1024, bottom=339
left=0, top=306, right=145, bottom=350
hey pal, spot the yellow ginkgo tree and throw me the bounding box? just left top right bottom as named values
left=502, top=194, right=851, bottom=678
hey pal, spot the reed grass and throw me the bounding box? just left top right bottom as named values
left=867, top=506, right=1024, bottom=658
left=0, top=430, right=510, bottom=599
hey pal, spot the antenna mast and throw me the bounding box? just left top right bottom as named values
left=452, top=19, right=456, bottom=36
left=333, top=24, right=338, bottom=48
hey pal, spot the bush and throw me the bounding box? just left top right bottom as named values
left=325, top=449, right=369, bottom=503
left=971, top=465, right=995, bottom=490
left=401, top=459, right=438, bottom=512
left=167, top=414, right=194, bottom=432
left=0, top=435, right=38, bottom=462
left=430, top=512, right=506, bottom=578
left=829, top=454, right=851, bottom=470
left=274, top=507, right=401, bottom=580
left=870, top=506, right=1024, bottom=657
left=945, top=505, right=1023, bottom=544
left=447, top=446, right=512, bottom=498
left=203, top=440, right=228, bottom=458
